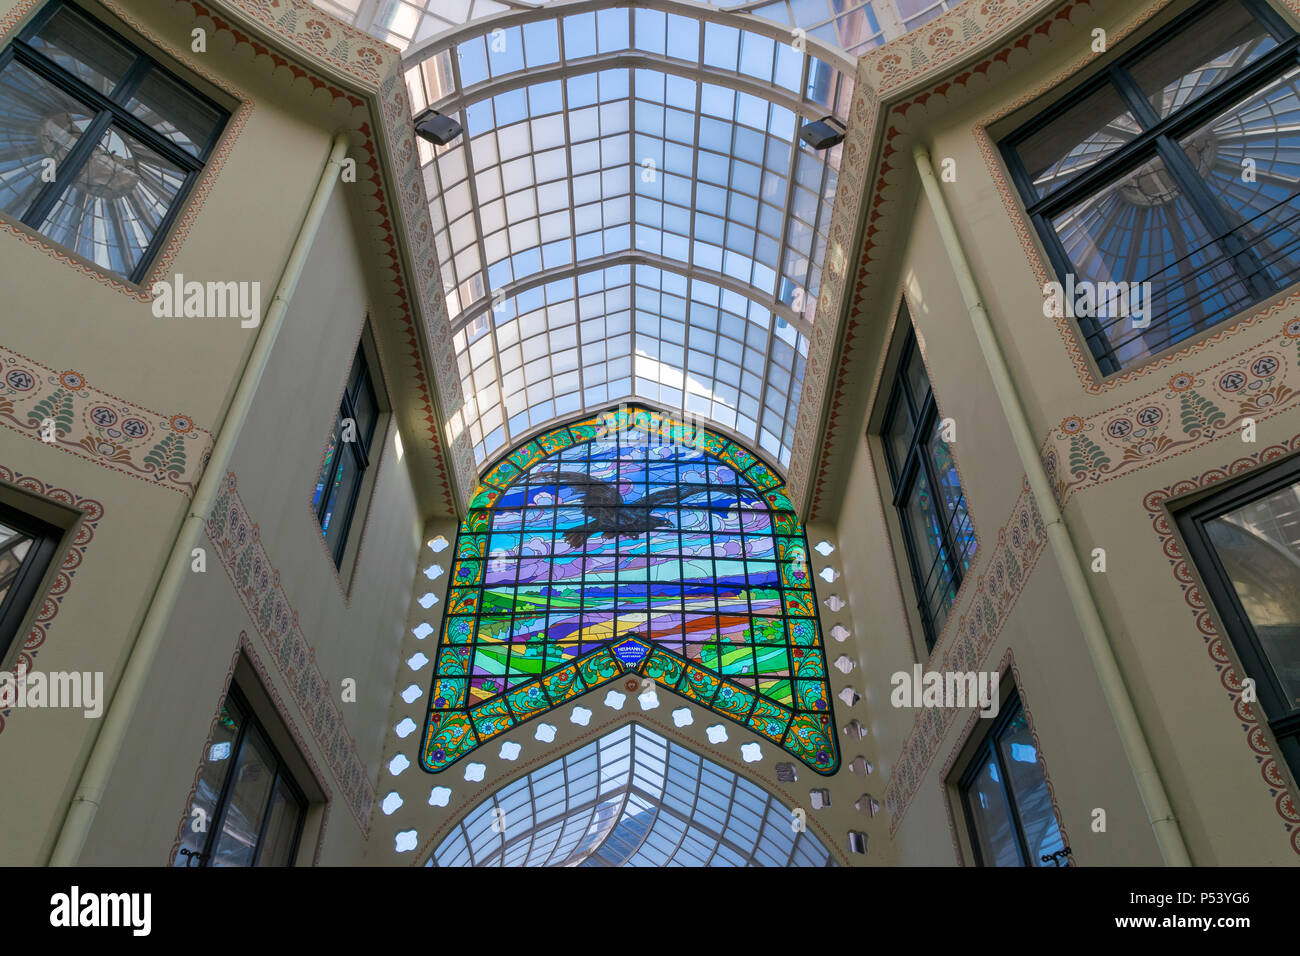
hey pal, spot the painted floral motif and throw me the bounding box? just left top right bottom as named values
left=0, top=348, right=212, bottom=496
left=1042, top=319, right=1300, bottom=505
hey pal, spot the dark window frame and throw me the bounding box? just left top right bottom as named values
left=1174, top=452, right=1300, bottom=785
left=999, top=0, right=1300, bottom=375
left=0, top=0, right=228, bottom=284
left=957, top=690, right=1061, bottom=867
left=879, top=327, right=972, bottom=651
left=0, top=500, right=62, bottom=664
left=314, top=345, right=380, bottom=568
left=187, top=682, right=307, bottom=868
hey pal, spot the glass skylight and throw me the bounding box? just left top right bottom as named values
left=424, top=723, right=834, bottom=866
left=404, top=7, right=847, bottom=467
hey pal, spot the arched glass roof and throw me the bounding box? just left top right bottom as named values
left=424, top=723, right=834, bottom=865
left=309, top=0, right=959, bottom=57
left=399, top=5, right=850, bottom=467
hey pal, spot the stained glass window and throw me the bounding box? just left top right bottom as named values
left=426, top=723, right=834, bottom=866
left=0, top=1, right=226, bottom=282
left=421, top=405, right=839, bottom=774
left=1001, top=0, right=1300, bottom=374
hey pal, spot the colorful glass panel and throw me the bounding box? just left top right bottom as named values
left=422, top=406, right=838, bottom=774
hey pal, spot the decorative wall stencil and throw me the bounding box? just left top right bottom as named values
left=0, top=0, right=251, bottom=301
left=1143, top=438, right=1300, bottom=856
left=0, top=348, right=214, bottom=496
left=883, top=481, right=1049, bottom=830
left=207, top=471, right=374, bottom=830
left=167, top=632, right=332, bottom=866
left=0, top=467, right=102, bottom=737
left=1043, top=319, right=1300, bottom=505
left=422, top=406, right=840, bottom=775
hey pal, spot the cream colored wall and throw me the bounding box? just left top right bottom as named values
left=0, top=0, right=422, bottom=864
left=824, top=0, right=1300, bottom=865
left=831, top=194, right=1161, bottom=865
left=80, top=187, right=422, bottom=865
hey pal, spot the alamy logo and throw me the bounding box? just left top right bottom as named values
left=0, top=664, right=103, bottom=718
left=1043, top=275, right=1152, bottom=329
left=50, top=886, right=151, bottom=936
left=151, top=274, right=261, bottom=328
left=890, top=665, right=1000, bottom=717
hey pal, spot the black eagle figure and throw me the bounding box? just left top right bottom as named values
left=536, top=471, right=712, bottom=548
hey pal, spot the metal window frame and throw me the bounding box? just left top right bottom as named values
left=315, top=345, right=380, bottom=567
left=879, top=326, right=969, bottom=651
left=0, top=499, right=62, bottom=664
left=0, top=0, right=229, bottom=285
left=956, top=691, right=1037, bottom=867
left=998, top=0, right=1300, bottom=375
left=1173, top=450, right=1300, bottom=785
left=193, top=682, right=307, bottom=868
left=430, top=723, right=835, bottom=867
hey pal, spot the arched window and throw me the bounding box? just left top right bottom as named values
left=425, top=723, right=835, bottom=866
left=422, top=405, right=839, bottom=774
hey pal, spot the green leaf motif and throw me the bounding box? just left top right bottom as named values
left=1178, top=391, right=1227, bottom=434
left=1067, top=434, right=1111, bottom=475
left=143, top=432, right=188, bottom=477
left=30, top=388, right=73, bottom=432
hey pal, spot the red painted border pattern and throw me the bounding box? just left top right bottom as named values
left=206, top=471, right=374, bottom=830
left=167, top=631, right=332, bottom=866
left=1142, top=439, right=1300, bottom=856
left=0, top=466, right=103, bottom=736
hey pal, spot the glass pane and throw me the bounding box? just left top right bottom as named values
left=904, top=341, right=930, bottom=410
left=1015, top=83, right=1142, bottom=199
left=35, top=123, right=186, bottom=277
left=28, top=6, right=135, bottom=97
left=173, top=697, right=244, bottom=866
left=1206, top=480, right=1300, bottom=709
left=903, top=468, right=957, bottom=634
left=125, top=68, right=223, bottom=157
left=346, top=351, right=365, bottom=400
left=1175, top=66, right=1300, bottom=294
left=926, top=420, right=976, bottom=573
left=883, top=393, right=913, bottom=476
left=0, top=521, right=36, bottom=608
left=321, top=444, right=362, bottom=557
left=1050, top=150, right=1249, bottom=368
left=208, top=727, right=276, bottom=866
left=255, top=779, right=304, bottom=866
left=0, top=60, right=97, bottom=218
left=312, top=429, right=338, bottom=514
left=1127, top=1, right=1277, bottom=119
left=353, top=377, right=379, bottom=449
left=996, top=708, right=1065, bottom=867
left=963, top=750, right=1023, bottom=866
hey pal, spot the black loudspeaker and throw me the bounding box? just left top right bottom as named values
left=798, top=116, right=847, bottom=150
left=414, top=109, right=464, bottom=145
